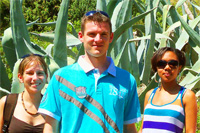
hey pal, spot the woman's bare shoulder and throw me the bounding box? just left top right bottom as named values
left=184, top=89, right=196, bottom=98
left=183, top=89, right=196, bottom=104
left=146, top=89, right=154, bottom=96
left=144, top=88, right=155, bottom=100
left=0, top=96, right=7, bottom=105
left=0, top=95, right=7, bottom=113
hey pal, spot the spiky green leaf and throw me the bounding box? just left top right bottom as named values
left=0, top=56, right=11, bottom=92
left=10, top=0, right=31, bottom=58
left=108, top=7, right=156, bottom=54
left=53, top=0, right=70, bottom=67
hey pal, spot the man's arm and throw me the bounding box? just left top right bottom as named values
left=43, top=115, right=59, bottom=133
left=123, top=123, right=137, bottom=133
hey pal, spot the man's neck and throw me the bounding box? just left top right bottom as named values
left=84, top=54, right=110, bottom=74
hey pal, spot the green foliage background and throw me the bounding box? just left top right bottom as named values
left=1, top=0, right=199, bottom=36
left=0, top=0, right=97, bottom=78
left=0, top=0, right=97, bottom=36
left=0, top=0, right=200, bottom=131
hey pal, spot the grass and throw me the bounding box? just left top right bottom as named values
left=30, top=34, right=51, bottom=49
left=136, top=120, right=142, bottom=131
left=197, top=101, right=200, bottom=132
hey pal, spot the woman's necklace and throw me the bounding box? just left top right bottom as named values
left=21, top=91, right=38, bottom=115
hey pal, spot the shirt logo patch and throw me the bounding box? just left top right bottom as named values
left=109, top=85, right=127, bottom=99
left=75, top=86, right=87, bottom=99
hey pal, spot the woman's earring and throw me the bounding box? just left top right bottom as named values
left=154, top=72, right=158, bottom=83
left=154, top=72, right=161, bottom=84
left=177, top=72, right=182, bottom=83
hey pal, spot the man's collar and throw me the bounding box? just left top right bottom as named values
left=77, top=55, right=116, bottom=76
left=77, top=55, right=94, bottom=73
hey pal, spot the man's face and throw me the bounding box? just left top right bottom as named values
left=78, top=21, right=113, bottom=58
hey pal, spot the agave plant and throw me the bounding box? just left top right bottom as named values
left=129, top=0, right=200, bottom=110
left=0, top=0, right=155, bottom=98
left=0, top=0, right=200, bottom=113
left=1, top=0, right=71, bottom=97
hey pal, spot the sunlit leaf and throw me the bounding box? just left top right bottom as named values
left=53, top=0, right=70, bottom=67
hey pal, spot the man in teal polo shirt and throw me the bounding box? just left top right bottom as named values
left=39, top=10, right=141, bottom=133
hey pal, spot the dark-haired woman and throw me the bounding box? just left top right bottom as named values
left=139, top=47, right=197, bottom=133
left=0, top=54, right=48, bottom=133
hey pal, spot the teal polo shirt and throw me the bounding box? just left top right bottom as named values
left=39, top=56, right=141, bottom=133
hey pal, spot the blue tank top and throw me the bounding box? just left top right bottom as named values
left=142, top=86, right=185, bottom=133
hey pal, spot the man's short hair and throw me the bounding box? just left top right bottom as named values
left=81, top=11, right=112, bottom=34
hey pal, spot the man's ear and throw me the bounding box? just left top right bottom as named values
left=18, top=73, right=24, bottom=83
left=109, top=32, right=114, bottom=43
left=78, top=31, right=84, bottom=42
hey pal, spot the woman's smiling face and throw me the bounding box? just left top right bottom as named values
left=18, top=61, right=47, bottom=93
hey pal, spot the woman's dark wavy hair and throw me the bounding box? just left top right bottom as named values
left=151, top=47, right=186, bottom=72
